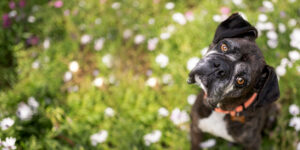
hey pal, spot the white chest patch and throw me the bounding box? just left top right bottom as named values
left=198, top=111, right=235, bottom=142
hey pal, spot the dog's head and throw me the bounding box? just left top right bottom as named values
left=188, top=13, right=280, bottom=110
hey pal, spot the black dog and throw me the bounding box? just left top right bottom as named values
left=187, top=13, right=280, bottom=150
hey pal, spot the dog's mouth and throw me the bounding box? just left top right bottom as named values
left=188, top=75, right=220, bottom=108
left=187, top=68, right=229, bottom=109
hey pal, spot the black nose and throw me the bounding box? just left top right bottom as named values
left=213, top=62, right=220, bottom=68
left=216, top=70, right=225, bottom=78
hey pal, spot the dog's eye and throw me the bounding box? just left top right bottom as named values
left=220, top=44, right=228, bottom=52
left=236, top=77, right=245, bottom=85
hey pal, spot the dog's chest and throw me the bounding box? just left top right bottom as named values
left=198, top=111, right=235, bottom=142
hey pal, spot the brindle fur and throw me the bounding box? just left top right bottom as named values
left=189, top=13, right=280, bottom=150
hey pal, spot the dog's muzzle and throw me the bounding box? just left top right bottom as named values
left=187, top=54, right=232, bottom=86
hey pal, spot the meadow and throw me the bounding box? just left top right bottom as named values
left=0, top=0, right=300, bottom=149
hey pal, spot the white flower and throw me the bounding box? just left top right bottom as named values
left=266, top=30, right=278, bottom=40
left=79, top=1, right=85, bottom=7
left=108, top=74, right=116, bottom=84
left=170, top=108, right=190, bottom=125
left=275, top=65, right=286, bottom=76
left=28, top=15, right=36, bottom=23
left=104, top=107, right=115, bottom=117
left=162, top=74, right=173, bottom=85
left=95, top=18, right=101, bottom=25
left=28, top=97, right=39, bottom=112
left=148, top=18, right=155, bottom=25
left=297, top=142, right=300, bottom=150
left=68, top=85, right=79, bottom=93
left=16, top=102, right=33, bottom=121
left=93, top=77, right=104, bottom=87
left=288, top=19, right=297, bottom=27
left=213, top=15, right=222, bottom=22
left=32, top=60, right=40, bottom=69
left=289, top=117, right=300, bottom=131
left=92, top=70, right=99, bottom=77
left=146, top=69, right=153, bottom=76
left=123, top=29, right=132, bottom=39
left=63, top=71, right=72, bottom=82
left=102, top=54, right=113, bottom=68
left=94, top=38, right=105, bottom=51
left=43, top=38, right=50, bottom=49
left=288, top=50, right=300, bottom=62
left=111, top=2, right=121, bottom=9
left=289, top=0, right=296, bottom=3
left=187, top=94, right=197, bottom=105
left=232, top=0, right=243, bottom=6
left=289, top=104, right=300, bottom=116
left=146, top=77, right=158, bottom=87
left=1, top=118, right=14, bottom=131
left=278, top=23, right=286, bottom=33
left=8, top=10, right=17, bottom=18
left=262, top=1, right=274, bottom=12
left=160, top=32, right=171, bottom=40
left=267, top=39, right=278, bottom=49
left=134, top=34, right=145, bottom=44
left=199, top=139, right=216, bottom=149
left=165, top=2, right=175, bottom=10
left=258, top=14, right=267, bottom=22
left=90, top=130, right=108, bottom=146
left=158, top=107, right=169, bottom=117
left=256, top=22, right=274, bottom=31
left=147, top=38, right=159, bottom=51
left=167, top=25, right=176, bottom=33
left=187, top=57, right=200, bottom=71
left=2, top=137, right=16, bottom=150
left=172, top=13, right=186, bottom=25
left=155, top=54, right=169, bottom=68
left=280, top=58, right=292, bottom=68
left=69, top=61, right=79, bottom=73
left=290, top=28, right=300, bottom=50
left=143, top=130, right=162, bottom=146
left=81, top=34, right=92, bottom=44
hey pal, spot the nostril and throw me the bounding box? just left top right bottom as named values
left=217, top=70, right=225, bottom=77
left=213, top=62, right=220, bottom=68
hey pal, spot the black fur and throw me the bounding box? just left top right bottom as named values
left=213, top=13, right=258, bottom=44
left=254, top=65, right=280, bottom=107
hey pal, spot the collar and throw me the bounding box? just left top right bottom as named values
left=213, top=92, right=258, bottom=116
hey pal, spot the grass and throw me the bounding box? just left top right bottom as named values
left=0, top=0, right=299, bottom=149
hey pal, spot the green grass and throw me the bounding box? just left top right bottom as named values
left=0, top=0, right=300, bottom=149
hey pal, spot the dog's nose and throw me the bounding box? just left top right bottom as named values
left=216, top=70, right=225, bottom=78
left=213, top=62, right=220, bottom=68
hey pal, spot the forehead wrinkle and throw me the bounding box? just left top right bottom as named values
left=204, top=50, right=237, bottom=62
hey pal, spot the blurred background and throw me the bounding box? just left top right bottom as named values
left=0, top=0, right=300, bottom=149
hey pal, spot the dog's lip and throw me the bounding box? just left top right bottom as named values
left=205, top=98, right=218, bottom=109
left=187, top=77, right=194, bottom=84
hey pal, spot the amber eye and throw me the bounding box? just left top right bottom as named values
left=220, top=43, right=228, bottom=52
left=236, top=77, right=245, bottom=85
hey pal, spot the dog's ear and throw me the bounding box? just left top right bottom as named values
left=254, top=65, right=280, bottom=107
left=213, top=13, right=258, bottom=44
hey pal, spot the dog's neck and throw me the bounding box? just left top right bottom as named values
left=210, top=93, right=257, bottom=116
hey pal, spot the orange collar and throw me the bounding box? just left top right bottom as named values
left=213, top=92, right=257, bottom=116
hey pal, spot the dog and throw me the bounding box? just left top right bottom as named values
left=187, top=13, right=280, bottom=150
